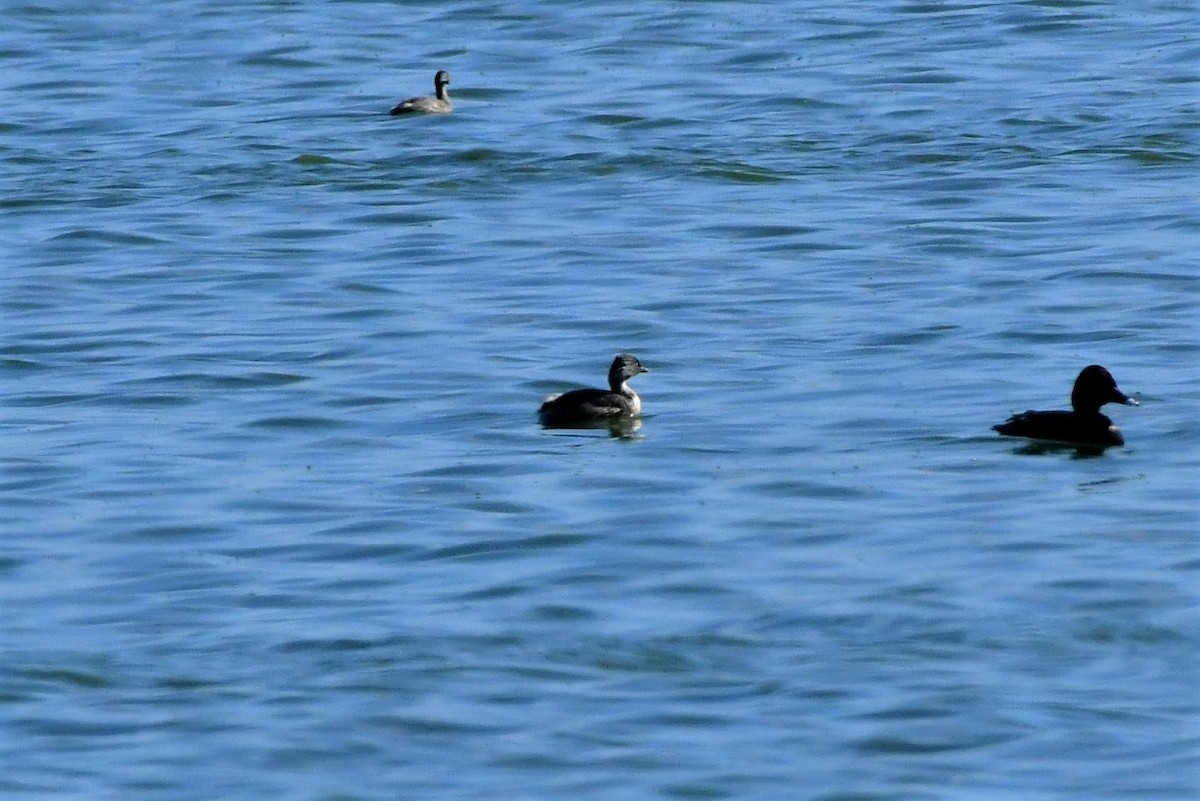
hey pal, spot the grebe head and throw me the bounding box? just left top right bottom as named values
left=608, top=353, right=648, bottom=390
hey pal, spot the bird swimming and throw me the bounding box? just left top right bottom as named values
left=390, top=70, right=451, bottom=115
left=539, top=353, right=649, bottom=427
left=993, top=364, right=1137, bottom=447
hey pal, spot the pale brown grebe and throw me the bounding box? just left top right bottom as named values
left=390, top=70, right=451, bottom=115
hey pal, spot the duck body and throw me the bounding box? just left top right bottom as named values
left=539, top=353, right=648, bottom=427
left=390, top=70, right=451, bottom=115
left=993, top=409, right=1124, bottom=447
left=993, top=364, right=1136, bottom=448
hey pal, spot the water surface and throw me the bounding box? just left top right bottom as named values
left=3, top=2, right=1198, bottom=799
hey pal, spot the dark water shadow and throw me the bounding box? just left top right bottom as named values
left=1004, top=440, right=1111, bottom=459
left=539, top=417, right=643, bottom=440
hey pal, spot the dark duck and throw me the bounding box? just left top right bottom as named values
left=539, top=353, right=648, bottom=427
left=993, top=365, right=1137, bottom=447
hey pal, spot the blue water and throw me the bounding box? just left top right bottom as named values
left=3, top=2, right=1198, bottom=799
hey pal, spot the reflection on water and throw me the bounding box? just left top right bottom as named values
left=1004, top=440, right=1111, bottom=459
left=539, top=416, right=644, bottom=440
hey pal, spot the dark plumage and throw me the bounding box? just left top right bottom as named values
left=389, top=70, right=451, bottom=115
left=539, top=353, right=649, bottom=427
left=993, top=365, right=1137, bottom=447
